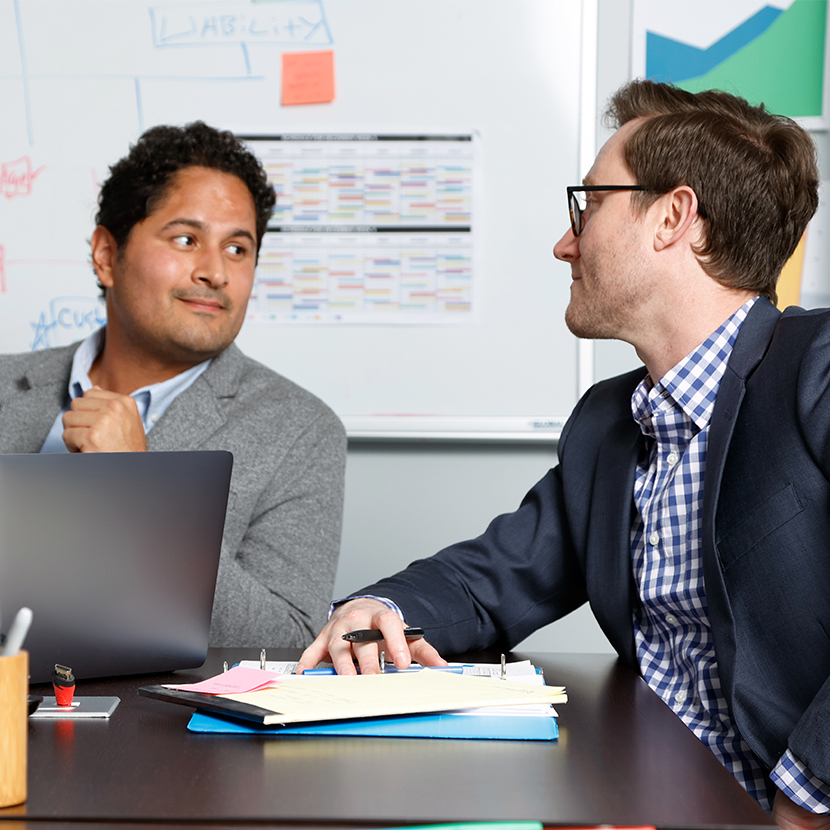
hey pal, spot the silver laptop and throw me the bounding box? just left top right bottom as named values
left=0, top=451, right=232, bottom=683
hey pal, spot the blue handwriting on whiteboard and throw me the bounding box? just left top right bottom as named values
left=151, top=1, right=332, bottom=46
left=30, top=296, right=106, bottom=351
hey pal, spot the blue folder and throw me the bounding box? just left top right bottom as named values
left=188, top=709, right=558, bottom=740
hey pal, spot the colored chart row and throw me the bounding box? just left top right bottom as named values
left=248, top=230, right=473, bottom=323
left=243, top=135, right=474, bottom=227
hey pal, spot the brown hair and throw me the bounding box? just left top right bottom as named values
left=606, top=80, right=819, bottom=304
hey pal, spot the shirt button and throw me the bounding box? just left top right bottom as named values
left=675, top=690, right=688, bottom=704
left=667, top=452, right=679, bottom=466
left=648, top=531, right=660, bottom=546
left=150, top=413, right=159, bottom=423
left=665, top=613, right=678, bottom=625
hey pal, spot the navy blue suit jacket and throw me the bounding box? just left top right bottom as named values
left=362, top=298, right=830, bottom=783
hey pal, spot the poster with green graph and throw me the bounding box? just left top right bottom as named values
left=631, top=0, right=828, bottom=128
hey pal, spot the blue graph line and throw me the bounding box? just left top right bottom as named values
left=13, top=0, right=33, bottom=146
left=241, top=42, right=251, bottom=74
left=646, top=5, right=783, bottom=83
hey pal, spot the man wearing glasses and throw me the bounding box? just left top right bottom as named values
left=300, top=80, right=828, bottom=829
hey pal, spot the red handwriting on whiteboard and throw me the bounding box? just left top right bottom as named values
left=1, top=157, right=45, bottom=199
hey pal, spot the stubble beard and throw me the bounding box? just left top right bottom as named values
left=564, top=259, right=648, bottom=342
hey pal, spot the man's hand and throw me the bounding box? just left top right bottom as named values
left=774, top=790, right=830, bottom=830
left=62, top=388, right=147, bottom=453
left=297, top=597, right=447, bottom=675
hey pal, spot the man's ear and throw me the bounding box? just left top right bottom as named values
left=654, top=186, right=701, bottom=251
left=90, top=225, right=118, bottom=288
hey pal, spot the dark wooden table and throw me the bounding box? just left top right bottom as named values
left=0, top=649, right=773, bottom=829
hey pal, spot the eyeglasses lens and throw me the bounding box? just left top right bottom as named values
left=569, top=192, right=586, bottom=236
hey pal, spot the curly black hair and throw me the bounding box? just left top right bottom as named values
left=96, top=121, right=276, bottom=260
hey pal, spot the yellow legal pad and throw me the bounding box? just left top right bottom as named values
left=143, top=669, right=567, bottom=727
left=222, top=671, right=566, bottom=725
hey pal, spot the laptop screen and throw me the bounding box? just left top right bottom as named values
left=0, top=451, right=232, bottom=683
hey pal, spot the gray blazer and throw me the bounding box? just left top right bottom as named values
left=0, top=341, right=347, bottom=648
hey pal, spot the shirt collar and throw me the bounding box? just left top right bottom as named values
left=631, top=297, right=758, bottom=434
left=68, top=328, right=105, bottom=400
left=68, top=327, right=212, bottom=426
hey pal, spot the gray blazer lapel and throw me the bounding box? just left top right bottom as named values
left=146, top=344, right=244, bottom=452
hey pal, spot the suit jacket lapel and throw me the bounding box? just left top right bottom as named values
left=585, top=382, right=646, bottom=667
left=598, top=422, right=644, bottom=666
left=701, top=298, right=780, bottom=674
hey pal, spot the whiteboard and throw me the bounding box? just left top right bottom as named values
left=0, top=0, right=584, bottom=439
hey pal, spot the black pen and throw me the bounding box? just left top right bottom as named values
left=342, top=627, right=425, bottom=642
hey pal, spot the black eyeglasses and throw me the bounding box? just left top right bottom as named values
left=566, top=185, right=649, bottom=236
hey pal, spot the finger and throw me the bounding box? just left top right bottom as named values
left=71, top=393, right=135, bottom=413
left=62, top=409, right=101, bottom=428
left=409, top=638, right=447, bottom=667
left=297, top=640, right=330, bottom=673
left=69, top=396, right=108, bottom=412
left=326, top=637, right=361, bottom=675
left=72, top=388, right=118, bottom=405
left=352, top=641, right=382, bottom=675
left=350, top=623, right=414, bottom=673
left=61, top=427, right=84, bottom=453
left=60, top=425, right=98, bottom=454
left=372, top=615, right=413, bottom=669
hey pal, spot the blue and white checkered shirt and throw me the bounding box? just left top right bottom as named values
left=630, top=297, right=830, bottom=814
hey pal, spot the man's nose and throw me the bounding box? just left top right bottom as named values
left=193, top=246, right=228, bottom=288
left=553, top=226, right=580, bottom=262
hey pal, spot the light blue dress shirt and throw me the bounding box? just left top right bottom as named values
left=39, top=328, right=211, bottom=454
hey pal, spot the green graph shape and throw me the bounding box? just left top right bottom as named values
left=677, top=0, right=826, bottom=117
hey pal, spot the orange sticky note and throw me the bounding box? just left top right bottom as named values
left=282, top=50, right=335, bottom=106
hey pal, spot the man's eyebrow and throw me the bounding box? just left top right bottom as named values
left=159, top=218, right=255, bottom=243
left=226, top=228, right=256, bottom=243
left=160, top=218, right=206, bottom=234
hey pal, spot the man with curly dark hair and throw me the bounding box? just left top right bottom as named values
left=0, top=122, right=347, bottom=649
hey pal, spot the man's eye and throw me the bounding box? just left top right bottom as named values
left=582, top=197, right=599, bottom=217
left=227, top=243, right=248, bottom=256
left=173, top=234, right=195, bottom=246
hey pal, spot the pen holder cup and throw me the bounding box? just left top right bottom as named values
left=0, top=650, right=28, bottom=808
